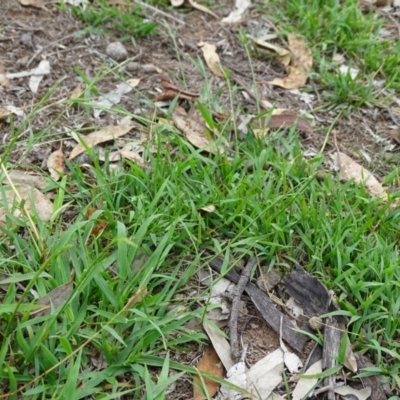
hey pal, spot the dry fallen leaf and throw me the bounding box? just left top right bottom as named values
left=170, top=0, right=184, bottom=6
left=200, top=205, right=216, bottom=213
left=126, top=78, right=140, bottom=88
left=86, top=207, right=109, bottom=237
left=249, top=36, right=291, bottom=66
left=193, top=346, right=223, bottom=400
left=119, top=149, right=145, bottom=167
left=0, top=64, right=10, bottom=88
left=221, top=0, right=251, bottom=23
left=32, top=280, right=73, bottom=317
left=199, top=42, right=224, bottom=77
left=69, top=125, right=133, bottom=160
left=3, top=170, right=48, bottom=190
left=268, top=34, right=312, bottom=89
left=251, top=114, right=314, bottom=137
left=47, top=146, right=65, bottom=181
left=189, top=0, right=218, bottom=18
left=0, top=184, right=53, bottom=223
left=19, top=0, right=46, bottom=8
left=336, top=151, right=388, bottom=201
left=172, top=111, right=221, bottom=154
left=388, top=128, right=400, bottom=144
left=344, top=335, right=357, bottom=373
left=70, top=82, right=85, bottom=100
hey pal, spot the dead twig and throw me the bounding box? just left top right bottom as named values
left=133, top=1, right=185, bottom=25
left=229, top=256, right=257, bottom=361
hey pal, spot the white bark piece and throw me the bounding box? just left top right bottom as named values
left=246, top=349, right=284, bottom=398
left=333, top=386, right=371, bottom=400
left=292, top=360, right=322, bottom=400
left=29, top=60, right=50, bottom=93
left=221, top=0, right=251, bottom=23
left=93, top=83, right=133, bottom=118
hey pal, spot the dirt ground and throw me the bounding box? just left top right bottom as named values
left=0, top=0, right=398, bottom=398
left=1, top=0, right=399, bottom=173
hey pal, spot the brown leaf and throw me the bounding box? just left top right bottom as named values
left=268, top=34, right=312, bottom=89
left=70, top=82, right=85, bottom=100
left=251, top=114, right=314, bottom=136
left=249, top=36, right=291, bottom=65
left=47, top=149, right=65, bottom=181
left=32, top=280, right=73, bottom=317
left=154, top=79, right=200, bottom=102
left=172, top=112, right=221, bottom=154
left=86, top=207, right=109, bottom=236
left=69, top=125, right=133, bottom=160
left=344, top=336, right=357, bottom=373
left=193, top=346, right=223, bottom=400
left=119, top=149, right=145, bottom=167
left=199, top=42, right=224, bottom=77
left=189, top=0, right=218, bottom=18
left=0, top=65, right=10, bottom=88
left=0, top=184, right=53, bottom=223
left=336, top=152, right=387, bottom=201
left=388, top=128, right=400, bottom=144
left=4, top=170, right=48, bottom=190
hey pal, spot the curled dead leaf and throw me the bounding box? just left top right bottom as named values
left=119, top=149, right=145, bottom=167
left=249, top=36, right=291, bottom=66
left=172, top=112, right=221, bottom=154
left=47, top=148, right=65, bottom=181
left=70, top=82, right=85, bottom=100
left=268, top=34, right=312, bottom=89
left=336, top=151, right=388, bottom=201
left=69, top=125, right=133, bottom=160
left=199, top=42, right=224, bottom=77
left=200, top=205, right=216, bottom=213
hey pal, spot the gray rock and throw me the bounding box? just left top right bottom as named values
left=126, top=61, right=139, bottom=72
left=106, top=42, right=128, bottom=61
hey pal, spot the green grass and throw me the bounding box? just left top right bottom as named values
left=1, top=0, right=400, bottom=397
left=262, top=0, right=400, bottom=109
left=1, top=113, right=400, bottom=396
left=70, top=0, right=157, bottom=38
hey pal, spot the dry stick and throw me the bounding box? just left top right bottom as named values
left=229, top=257, right=257, bottom=361
left=312, top=382, right=345, bottom=396
left=134, top=0, right=186, bottom=25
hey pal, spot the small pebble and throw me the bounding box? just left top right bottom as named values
left=126, top=61, right=139, bottom=72
left=20, top=33, right=33, bottom=47
left=106, top=42, right=128, bottom=61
